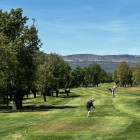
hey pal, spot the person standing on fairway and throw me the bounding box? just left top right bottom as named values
left=86, top=98, right=95, bottom=117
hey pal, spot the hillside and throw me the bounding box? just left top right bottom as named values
left=62, top=54, right=140, bottom=72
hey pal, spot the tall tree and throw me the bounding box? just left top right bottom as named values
left=85, top=63, right=102, bottom=87
left=132, top=62, right=140, bottom=86
left=117, top=61, right=130, bottom=86
left=35, top=52, right=49, bottom=101
left=83, top=66, right=90, bottom=87
left=0, top=8, right=42, bottom=109
left=128, top=67, right=134, bottom=87
left=69, top=67, right=84, bottom=88
left=0, top=32, right=17, bottom=106
left=47, top=53, right=71, bottom=97
left=112, top=70, right=119, bottom=85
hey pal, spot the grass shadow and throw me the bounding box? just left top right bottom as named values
left=59, top=94, right=83, bottom=98
left=0, top=104, right=76, bottom=113
left=24, top=105, right=76, bottom=110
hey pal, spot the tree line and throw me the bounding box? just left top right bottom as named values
left=112, top=61, right=140, bottom=87
left=0, top=8, right=113, bottom=110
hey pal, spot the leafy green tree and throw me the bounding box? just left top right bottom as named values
left=36, top=53, right=71, bottom=98
left=117, top=61, right=131, bottom=86
left=132, top=62, right=140, bottom=86
left=0, top=8, right=28, bottom=41
left=85, top=63, right=102, bottom=87
left=83, top=66, right=90, bottom=87
left=0, top=32, right=17, bottom=106
left=103, top=72, right=113, bottom=83
left=69, top=67, right=84, bottom=88
left=35, top=52, right=48, bottom=101
left=69, top=68, right=78, bottom=88
left=100, top=69, right=107, bottom=83
left=112, top=70, right=119, bottom=85
left=75, top=67, right=85, bottom=87
left=0, top=8, right=42, bottom=109
left=47, top=53, right=71, bottom=97
left=128, top=67, right=134, bottom=87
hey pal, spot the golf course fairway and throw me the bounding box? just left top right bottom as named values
left=0, top=83, right=140, bottom=140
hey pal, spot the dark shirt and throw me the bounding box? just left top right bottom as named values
left=86, top=100, right=93, bottom=108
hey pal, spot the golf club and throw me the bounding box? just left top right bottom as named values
left=95, top=108, right=104, bottom=117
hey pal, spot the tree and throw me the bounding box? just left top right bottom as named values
left=47, top=53, right=71, bottom=97
left=69, top=68, right=78, bottom=88
left=75, top=67, right=85, bottom=87
left=35, top=52, right=48, bottom=101
left=104, top=73, right=113, bottom=83
left=117, top=61, right=130, bottom=86
left=68, top=67, right=84, bottom=88
left=0, top=8, right=42, bottom=109
left=128, top=67, right=134, bottom=87
left=106, top=86, right=117, bottom=97
left=0, top=8, right=28, bottom=41
left=85, top=63, right=102, bottom=87
left=112, top=70, right=119, bottom=85
left=132, top=62, right=140, bottom=86
left=100, top=69, right=107, bottom=83
left=0, top=32, right=17, bottom=106
left=11, top=24, right=42, bottom=109
left=35, top=53, right=71, bottom=98
left=83, top=67, right=89, bottom=87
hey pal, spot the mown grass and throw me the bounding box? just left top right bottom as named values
left=0, top=83, right=140, bottom=140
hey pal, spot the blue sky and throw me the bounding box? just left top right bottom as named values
left=1, top=0, right=140, bottom=56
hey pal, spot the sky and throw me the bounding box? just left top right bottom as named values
left=1, top=0, right=140, bottom=56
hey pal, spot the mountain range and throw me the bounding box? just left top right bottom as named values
left=62, top=54, right=140, bottom=73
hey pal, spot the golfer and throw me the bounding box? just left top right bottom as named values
left=86, top=98, right=95, bottom=117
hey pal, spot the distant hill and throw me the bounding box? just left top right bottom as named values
left=62, top=54, right=140, bottom=72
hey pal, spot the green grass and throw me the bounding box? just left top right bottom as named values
left=0, top=83, right=140, bottom=140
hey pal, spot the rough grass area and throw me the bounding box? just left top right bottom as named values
left=0, top=83, right=140, bottom=140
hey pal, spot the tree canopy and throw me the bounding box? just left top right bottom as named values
left=117, top=61, right=130, bottom=86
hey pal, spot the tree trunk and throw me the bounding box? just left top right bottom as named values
left=51, top=91, right=54, bottom=97
left=65, top=89, right=70, bottom=96
left=33, top=92, right=36, bottom=98
left=46, top=89, right=51, bottom=96
left=131, top=82, right=132, bottom=87
left=112, top=90, right=115, bottom=98
left=32, top=89, right=36, bottom=98
left=17, top=93, right=23, bottom=109
left=12, top=90, right=23, bottom=110
left=42, top=93, right=47, bottom=102
left=6, top=91, right=9, bottom=107
left=12, top=100, right=17, bottom=110
left=10, top=94, right=12, bottom=100
left=3, top=95, right=6, bottom=104
left=25, top=88, right=30, bottom=99
left=67, top=92, right=69, bottom=96
left=12, top=93, right=18, bottom=110
left=56, top=89, right=59, bottom=97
